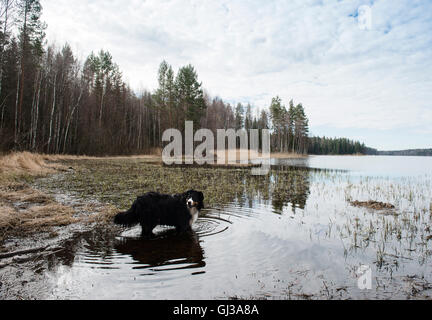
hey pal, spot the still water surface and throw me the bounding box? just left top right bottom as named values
left=273, top=155, right=432, bottom=177
left=42, top=156, right=432, bottom=299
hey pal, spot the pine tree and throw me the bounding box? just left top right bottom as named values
left=175, top=64, right=205, bottom=130
left=245, top=103, right=253, bottom=131
left=155, top=60, right=176, bottom=131
left=234, top=103, right=244, bottom=130
left=293, top=103, right=309, bottom=154
left=15, top=0, right=46, bottom=147
left=269, top=96, right=286, bottom=152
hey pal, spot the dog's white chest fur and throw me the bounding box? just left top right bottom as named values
left=186, top=197, right=201, bottom=227
left=188, top=207, right=199, bottom=227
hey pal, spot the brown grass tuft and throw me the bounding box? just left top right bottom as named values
left=21, top=204, right=77, bottom=228
left=349, top=200, right=395, bottom=210
left=0, top=184, right=78, bottom=241
left=0, top=186, right=52, bottom=204
left=270, top=152, right=308, bottom=159
left=84, top=204, right=118, bottom=224
left=0, top=152, right=64, bottom=176
left=0, top=203, right=18, bottom=233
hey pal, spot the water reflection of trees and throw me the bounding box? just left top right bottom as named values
left=229, top=165, right=311, bottom=214
left=269, top=166, right=311, bottom=213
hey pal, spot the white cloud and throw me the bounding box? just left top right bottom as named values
left=42, top=0, right=432, bottom=149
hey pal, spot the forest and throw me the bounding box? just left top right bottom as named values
left=0, top=0, right=370, bottom=157
left=377, top=149, right=432, bottom=156
left=308, top=136, right=372, bottom=155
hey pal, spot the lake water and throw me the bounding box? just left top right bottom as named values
left=35, top=156, right=432, bottom=299
left=273, top=155, right=432, bottom=177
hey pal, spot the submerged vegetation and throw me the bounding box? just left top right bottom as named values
left=36, top=157, right=311, bottom=213
left=349, top=200, right=395, bottom=210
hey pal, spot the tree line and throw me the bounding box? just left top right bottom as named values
left=376, top=149, right=432, bottom=156
left=0, top=0, right=372, bottom=156
left=308, top=136, right=370, bottom=155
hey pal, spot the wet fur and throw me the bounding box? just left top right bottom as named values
left=114, top=190, right=204, bottom=237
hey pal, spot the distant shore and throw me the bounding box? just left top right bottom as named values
left=376, top=149, right=432, bottom=156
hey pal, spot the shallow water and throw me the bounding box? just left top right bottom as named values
left=36, top=156, right=432, bottom=299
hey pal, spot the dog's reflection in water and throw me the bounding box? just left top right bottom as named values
left=114, top=229, right=205, bottom=272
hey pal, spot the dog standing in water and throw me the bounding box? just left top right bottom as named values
left=114, top=190, right=204, bottom=237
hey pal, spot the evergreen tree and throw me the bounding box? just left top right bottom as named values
left=293, top=103, right=309, bottom=154
left=175, top=64, right=205, bottom=129
left=245, top=103, right=253, bottom=131
left=85, top=50, right=120, bottom=127
left=234, top=102, right=244, bottom=130
left=15, top=0, right=46, bottom=146
left=269, top=96, right=286, bottom=152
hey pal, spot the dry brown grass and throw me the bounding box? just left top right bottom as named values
left=46, top=153, right=162, bottom=163
left=0, top=190, right=78, bottom=241
left=0, top=203, right=17, bottom=232
left=349, top=200, right=395, bottom=210
left=0, top=152, right=164, bottom=178
left=0, top=182, right=118, bottom=241
left=20, top=204, right=77, bottom=228
left=0, top=152, right=66, bottom=176
left=0, top=152, right=121, bottom=242
left=84, top=204, right=118, bottom=225
left=0, top=185, right=51, bottom=204
left=270, top=152, right=308, bottom=159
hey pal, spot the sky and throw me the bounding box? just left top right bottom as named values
left=41, top=0, right=432, bottom=151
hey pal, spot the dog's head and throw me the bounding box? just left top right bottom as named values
left=185, top=190, right=204, bottom=211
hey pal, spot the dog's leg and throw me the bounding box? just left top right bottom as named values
left=140, top=224, right=155, bottom=239
left=176, top=225, right=192, bottom=235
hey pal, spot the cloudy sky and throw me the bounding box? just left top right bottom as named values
left=42, top=0, right=432, bottom=151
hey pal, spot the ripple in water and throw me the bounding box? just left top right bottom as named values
left=45, top=204, right=254, bottom=297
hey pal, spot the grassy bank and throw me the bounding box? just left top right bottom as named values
left=0, top=152, right=118, bottom=242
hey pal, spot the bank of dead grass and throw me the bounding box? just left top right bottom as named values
left=270, top=152, right=308, bottom=159
left=0, top=179, right=79, bottom=241
left=0, top=152, right=66, bottom=176
left=0, top=152, right=119, bottom=242
left=0, top=184, right=117, bottom=242
left=0, top=151, right=161, bottom=177
left=0, top=198, right=78, bottom=241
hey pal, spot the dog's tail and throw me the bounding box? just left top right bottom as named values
left=114, top=204, right=140, bottom=227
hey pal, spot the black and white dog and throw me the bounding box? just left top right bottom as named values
left=114, top=190, right=204, bottom=237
